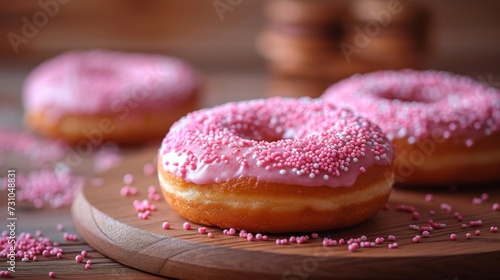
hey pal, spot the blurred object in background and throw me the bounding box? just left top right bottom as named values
left=257, top=0, right=430, bottom=98
left=257, top=0, right=346, bottom=97
left=0, top=0, right=266, bottom=72
left=345, top=0, right=430, bottom=69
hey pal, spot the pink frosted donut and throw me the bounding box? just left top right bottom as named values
left=322, top=69, right=500, bottom=186
left=157, top=97, right=394, bottom=233
left=23, top=50, right=200, bottom=144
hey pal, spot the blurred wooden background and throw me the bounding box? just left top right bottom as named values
left=1, top=0, right=499, bottom=75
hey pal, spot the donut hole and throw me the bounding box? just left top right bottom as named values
left=377, top=85, right=445, bottom=104
left=232, top=126, right=286, bottom=142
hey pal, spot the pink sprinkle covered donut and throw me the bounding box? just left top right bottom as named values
left=157, top=97, right=395, bottom=233
left=322, top=69, right=500, bottom=186
left=23, top=50, right=200, bottom=144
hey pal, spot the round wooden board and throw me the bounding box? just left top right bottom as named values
left=72, top=148, right=500, bottom=279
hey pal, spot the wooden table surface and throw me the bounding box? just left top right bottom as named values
left=2, top=64, right=500, bottom=279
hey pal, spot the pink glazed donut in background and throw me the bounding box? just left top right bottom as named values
left=23, top=50, right=200, bottom=144
left=322, top=69, right=500, bottom=186
left=157, top=97, right=395, bottom=233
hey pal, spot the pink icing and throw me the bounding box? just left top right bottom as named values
left=22, top=50, right=199, bottom=121
left=322, top=69, right=500, bottom=145
left=159, top=97, right=394, bottom=187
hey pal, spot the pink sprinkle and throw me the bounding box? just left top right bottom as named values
left=207, top=232, right=213, bottom=238
left=490, top=226, right=498, bottom=233
left=183, top=222, right=191, bottom=230
left=359, top=167, right=366, bottom=173
left=49, top=271, right=56, bottom=278
left=322, top=239, right=330, bottom=247
left=409, top=224, right=419, bottom=231
left=412, top=211, right=420, bottom=220
left=396, top=204, right=416, bottom=213
left=469, top=220, right=483, bottom=227
left=247, top=233, right=254, bottom=241
left=475, top=230, right=481, bottom=236
left=255, top=233, right=263, bottom=240
left=87, top=260, right=93, bottom=265
left=198, top=227, right=207, bottom=234
left=422, top=231, right=430, bottom=237
left=85, top=263, right=92, bottom=269
left=465, top=233, right=472, bottom=239
left=143, top=163, right=155, bottom=176
left=481, top=193, right=489, bottom=201
left=388, top=242, right=398, bottom=249
left=75, top=255, right=84, bottom=263
left=81, top=250, right=88, bottom=258
left=43, top=250, right=50, bottom=257
left=348, top=243, right=359, bottom=252
left=123, top=173, right=134, bottom=184
left=57, top=252, right=63, bottom=258
left=492, top=203, right=500, bottom=211
left=129, top=187, right=138, bottom=195
left=120, top=186, right=130, bottom=196
left=289, top=236, right=296, bottom=243
left=262, top=235, right=268, bottom=241
left=440, top=203, right=452, bottom=212
left=387, top=235, right=396, bottom=241
left=162, top=222, right=170, bottom=229
left=472, top=197, right=483, bottom=205
left=297, top=236, right=307, bottom=244
left=57, top=224, right=64, bottom=231
left=311, top=233, right=319, bottom=239
left=223, top=229, right=228, bottom=235
left=461, top=223, right=468, bottom=229
left=450, top=234, right=457, bottom=241
left=412, top=235, right=421, bottom=243
left=424, top=194, right=433, bottom=202
left=228, top=228, right=236, bottom=235
left=375, top=237, right=384, bottom=244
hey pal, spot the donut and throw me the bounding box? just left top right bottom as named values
left=157, top=97, right=395, bottom=233
left=322, top=69, right=500, bottom=186
left=256, top=29, right=379, bottom=83
left=256, top=29, right=338, bottom=66
left=342, top=31, right=424, bottom=70
left=348, top=0, right=429, bottom=26
left=265, top=0, right=343, bottom=28
left=23, top=50, right=200, bottom=144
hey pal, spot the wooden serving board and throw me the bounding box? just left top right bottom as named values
left=72, top=148, right=500, bottom=279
